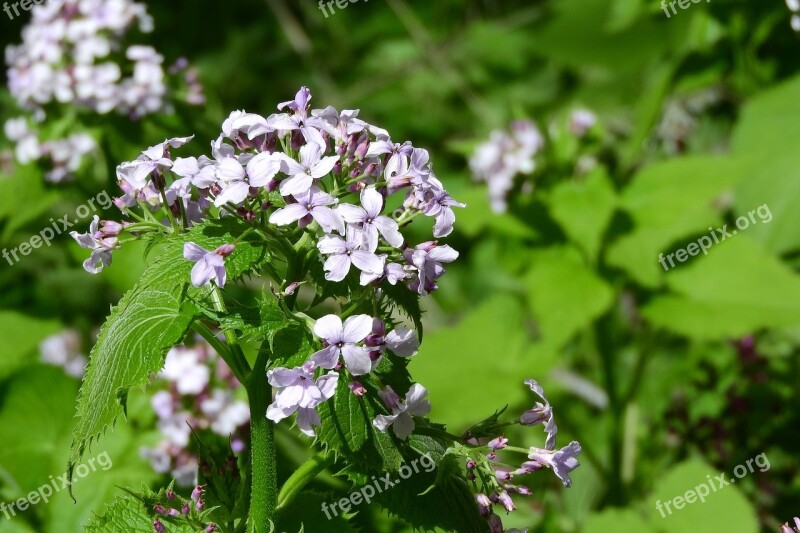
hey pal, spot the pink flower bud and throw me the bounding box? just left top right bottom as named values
left=214, top=244, right=235, bottom=257
left=153, top=519, right=165, bottom=533
left=487, top=436, right=508, bottom=450
left=349, top=381, right=367, bottom=397
left=475, top=493, right=492, bottom=517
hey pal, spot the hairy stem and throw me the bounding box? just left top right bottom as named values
left=246, top=341, right=277, bottom=532
left=191, top=321, right=248, bottom=385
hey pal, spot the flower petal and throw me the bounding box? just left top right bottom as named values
left=341, top=345, right=372, bottom=376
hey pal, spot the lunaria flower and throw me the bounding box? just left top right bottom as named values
left=266, top=362, right=339, bottom=437
left=70, top=215, right=119, bottom=273
left=183, top=242, right=235, bottom=288
left=338, top=186, right=404, bottom=249
left=404, top=241, right=459, bottom=296
left=521, top=379, right=557, bottom=450
left=372, top=384, right=431, bottom=440
left=269, top=186, right=344, bottom=234
left=527, top=441, right=582, bottom=488
left=311, top=314, right=373, bottom=376
left=317, top=226, right=385, bottom=283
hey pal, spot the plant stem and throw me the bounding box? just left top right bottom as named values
left=210, top=285, right=251, bottom=380
left=275, top=454, right=335, bottom=512
left=191, top=321, right=248, bottom=385
left=594, top=316, right=624, bottom=505
left=246, top=341, right=277, bottom=532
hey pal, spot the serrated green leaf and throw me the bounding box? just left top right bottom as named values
left=69, top=219, right=270, bottom=481
left=85, top=485, right=207, bottom=532
left=316, top=378, right=403, bottom=472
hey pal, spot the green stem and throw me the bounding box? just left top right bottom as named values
left=246, top=342, right=278, bottom=532
left=275, top=454, right=335, bottom=512
left=594, top=316, right=624, bottom=505
left=210, top=285, right=251, bottom=380
left=191, top=321, right=248, bottom=385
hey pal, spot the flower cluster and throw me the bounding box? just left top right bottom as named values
left=462, top=379, right=581, bottom=533
left=468, top=109, right=598, bottom=214
left=7, top=0, right=157, bottom=114
left=39, top=329, right=88, bottom=378
left=3, top=0, right=203, bottom=182
left=140, top=342, right=250, bottom=486
left=4, top=117, right=96, bottom=183
left=77, top=85, right=460, bottom=474
left=469, top=120, right=544, bottom=214
left=73, top=86, right=462, bottom=294
left=268, top=314, right=422, bottom=437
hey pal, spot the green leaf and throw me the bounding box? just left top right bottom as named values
left=605, top=156, right=744, bottom=287
left=316, top=377, right=404, bottom=472
left=547, top=167, right=617, bottom=262
left=201, top=292, right=288, bottom=344
left=526, top=246, right=614, bottom=349
left=0, top=311, right=60, bottom=380
left=69, top=219, right=270, bottom=480
left=647, top=459, right=758, bottom=532
left=381, top=281, right=424, bottom=341
left=274, top=490, right=357, bottom=533
left=375, top=436, right=488, bottom=533
left=642, top=237, right=800, bottom=339
left=583, top=508, right=654, bottom=532
left=730, top=74, right=800, bottom=255
left=409, top=294, right=532, bottom=429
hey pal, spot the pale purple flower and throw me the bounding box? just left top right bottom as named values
left=372, top=383, right=431, bottom=440
left=183, top=242, right=235, bottom=287
left=338, top=186, right=404, bottom=249
left=366, top=140, right=413, bottom=178
left=266, top=363, right=339, bottom=437
left=416, top=175, right=465, bottom=238
left=527, top=441, right=582, bottom=488
left=200, top=390, right=250, bottom=436
left=365, top=320, right=419, bottom=359
left=172, top=156, right=217, bottom=188
left=265, top=86, right=327, bottom=151
left=269, top=186, right=344, bottom=234
left=39, top=329, right=87, bottom=377
left=317, top=227, right=385, bottom=283
left=521, top=379, right=557, bottom=450
left=246, top=151, right=283, bottom=188
left=476, top=493, right=492, bottom=517
left=311, top=314, right=373, bottom=376
left=70, top=215, right=118, bottom=273
left=277, top=143, right=338, bottom=196
left=404, top=242, right=459, bottom=296
left=213, top=157, right=249, bottom=206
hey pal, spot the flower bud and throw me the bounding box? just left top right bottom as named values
left=181, top=502, right=190, bottom=515
left=379, top=386, right=402, bottom=412
left=191, top=485, right=204, bottom=501
left=153, top=520, right=165, bottom=533
left=214, top=244, right=235, bottom=257
left=349, top=381, right=367, bottom=397
left=475, top=493, right=492, bottom=517
left=487, top=436, right=508, bottom=450
left=497, top=490, right=515, bottom=513
left=165, top=489, right=175, bottom=500
left=154, top=503, right=167, bottom=516
left=466, top=460, right=477, bottom=470
left=487, top=514, right=503, bottom=533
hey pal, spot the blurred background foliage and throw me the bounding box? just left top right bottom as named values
left=2, top=0, right=800, bottom=531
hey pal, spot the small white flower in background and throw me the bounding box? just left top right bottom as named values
left=141, top=341, right=250, bottom=486
left=3, top=0, right=201, bottom=182
left=39, top=329, right=87, bottom=378
left=469, top=120, right=544, bottom=213
left=161, top=346, right=211, bottom=395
